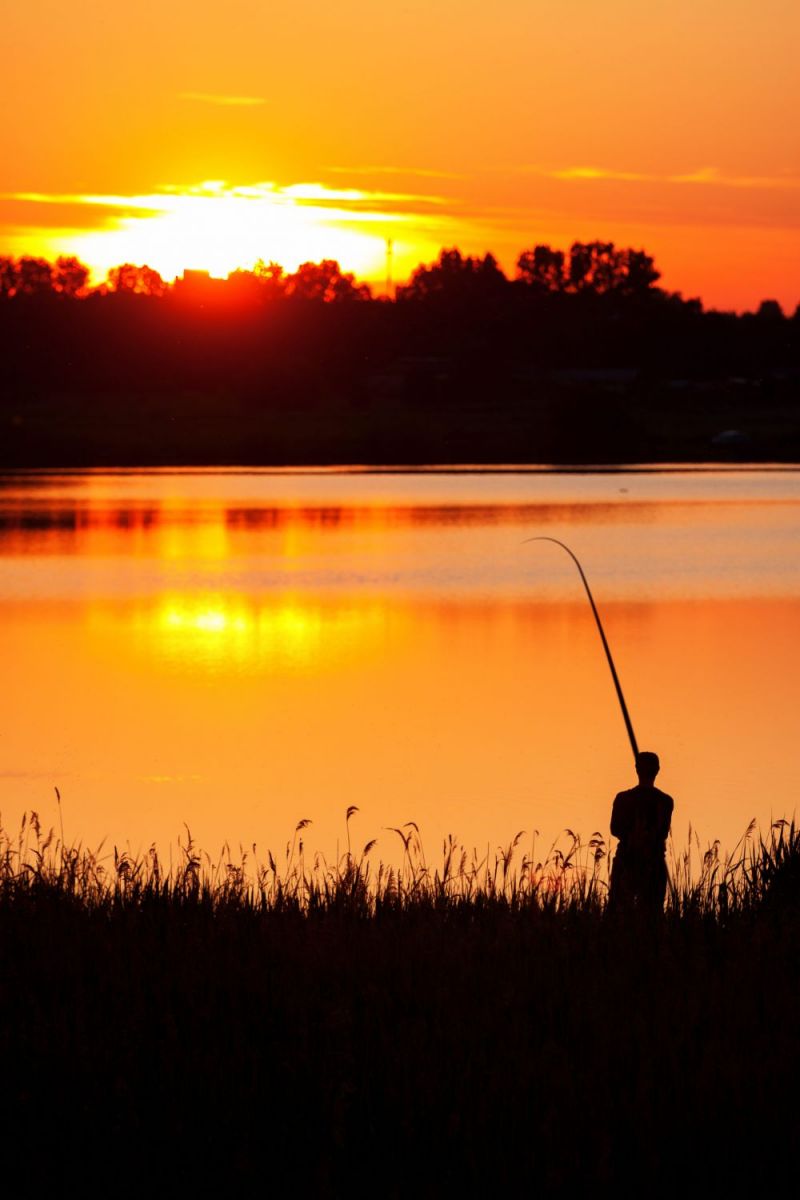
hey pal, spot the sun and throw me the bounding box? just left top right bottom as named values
left=54, top=181, right=425, bottom=283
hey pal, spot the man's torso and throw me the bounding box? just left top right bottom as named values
left=612, top=785, right=673, bottom=857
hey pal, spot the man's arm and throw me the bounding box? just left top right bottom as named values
left=610, top=792, right=629, bottom=840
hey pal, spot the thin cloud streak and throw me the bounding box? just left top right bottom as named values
left=280, top=183, right=449, bottom=207
left=517, top=165, right=800, bottom=190
left=465, top=198, right=800, bottom=235
left=551, top=167, right=654, bottom=183
left=10, top=191, right=168, bottom=211
left=5, top=181, right=451, bottom=220
left=179, top=91, right=266, bottom=106
left=668, top=167, right=800, bottom=189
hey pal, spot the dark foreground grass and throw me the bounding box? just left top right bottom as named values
left=1, top=812, right=799, bottom=1193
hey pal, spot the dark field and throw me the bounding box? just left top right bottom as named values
left=2, top=271, right=799, bottom=467
left=1, top=816, right=799, bottom=1192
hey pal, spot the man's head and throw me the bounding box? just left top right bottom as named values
left=636, top=750, right=660, bottom=785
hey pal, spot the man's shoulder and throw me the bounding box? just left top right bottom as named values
left=614, top=785, right=673, bottom=804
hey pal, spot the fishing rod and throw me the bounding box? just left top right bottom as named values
left=524, top=537, right=639, bottom=762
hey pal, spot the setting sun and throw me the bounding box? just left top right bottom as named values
left=3, top=0, right=798, bottom=308
left=8, top=180, right=450, bottom=284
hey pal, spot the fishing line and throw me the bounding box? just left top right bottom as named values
left=524, top=536, right=639, bottom=761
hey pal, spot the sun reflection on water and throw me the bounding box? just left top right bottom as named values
left=128, top=593, right=393, bottom=674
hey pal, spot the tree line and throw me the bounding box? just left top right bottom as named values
left=0, top=254, right=370, bottom=302
left=1, top=240, right=793, bottom=317
left=1, top=238, right=797, bottom=467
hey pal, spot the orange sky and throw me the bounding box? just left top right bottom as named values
left=3, top=0, right=798, bottom=311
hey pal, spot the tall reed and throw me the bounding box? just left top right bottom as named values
left=2, top=806, right=797, bottom=918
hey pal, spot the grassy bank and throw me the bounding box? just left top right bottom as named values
left=1, top=813, right=798, bottom=1191
left=4, top=379, right=800, bottom=468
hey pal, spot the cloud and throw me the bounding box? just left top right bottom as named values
left=153, top=179, right=451, bottom=215
left=550, top=167, right=653, bottom=183
left=281, top=182, right=450, bottom=209
left=0, top=180, right=455, bottom=240
left=0, top=192, right=163, bottom=231
left=10, top=191, right=164, bottom=211
left=179, top=91, right=266, bottom=106
left=668, top=167, right=800, bottom=189
left=517, top=165, right=800, bottom=191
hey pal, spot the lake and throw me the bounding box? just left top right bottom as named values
left=1, top=467, right=799, bottom=867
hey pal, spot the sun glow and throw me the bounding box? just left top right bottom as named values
left=140, top=594, right=392, bottom=673
left=10, top=180, right=448, bottom=284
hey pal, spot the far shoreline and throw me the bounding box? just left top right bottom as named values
left=2, top=460, right=800, bottom=477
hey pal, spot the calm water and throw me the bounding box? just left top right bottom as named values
left=1, top=467, right=799, bottom=862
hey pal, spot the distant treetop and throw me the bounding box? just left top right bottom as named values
left=0, top=245, right=794, bottom=319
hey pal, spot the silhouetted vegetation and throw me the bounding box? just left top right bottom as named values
left=0, top=243, right=798, bottom=466
left=1, top=808, right=799, bottom=1190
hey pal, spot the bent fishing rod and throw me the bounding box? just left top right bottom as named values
left=524, top=537, right=639, bottom=762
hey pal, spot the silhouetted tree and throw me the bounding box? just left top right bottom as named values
left=397, top=248, right=507, bottom=302
left=567, top=241, right=660, bottom=296
left=285, top=259, right=371, bottom=302
left=617, top=248, right=660, bottom=295
left=226, top=260, right=289, bottom=304
left=756, top=299, right=784, bottom=320
left=254, top=259, right=287, bottom=300
left=107, top=263, right=167, bottom=296
left=516, top=245, right=565, bottom=293
left=568, top=241, right=616, bottom=293
left=0, top=256, right=17, bottom=297
left=53, top=256, right=89, bottom=297
left=16, top=257, right=54, bottom=296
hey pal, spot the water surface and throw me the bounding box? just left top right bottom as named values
left=1, top=468, right=798, bottom=862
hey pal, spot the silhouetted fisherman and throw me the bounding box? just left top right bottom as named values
left=609, top=751, right=673, bottom=913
